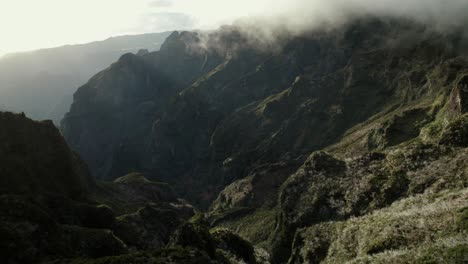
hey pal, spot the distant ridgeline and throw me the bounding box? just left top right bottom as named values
left=0, top=32, right=171, bottom=124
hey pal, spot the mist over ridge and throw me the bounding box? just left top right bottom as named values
left=169, top=0, right=468, bottom=57
left=224, top=0, right=468, bottom=31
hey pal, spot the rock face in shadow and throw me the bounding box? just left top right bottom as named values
left=61, top=31, right=224, bottom=182
left=0, top=112, right=125, bottom=263
left=0, top=111, right=93, bottom=197
left=0, top=111, right=259, bottom=263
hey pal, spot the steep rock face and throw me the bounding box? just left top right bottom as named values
left=62, top=31, right=223, bottom=180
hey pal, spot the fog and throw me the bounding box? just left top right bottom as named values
left=2, top=0, right=466, bottom=55
left=257, top=0, right=468, bottom=29
left=160, top=0, right=468, bottom=34
left=178, top=0, right=467, bottom=55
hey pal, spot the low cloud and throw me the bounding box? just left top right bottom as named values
left=277, top=0, right=468, bottom=31
left=178, top=0, right=468, bottom=56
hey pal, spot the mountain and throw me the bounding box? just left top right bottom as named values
left=61, top=17, right=468, bottom=263
left=0, top=32, right=172, bottom=124
left=0, top=111, right=264, bottom=263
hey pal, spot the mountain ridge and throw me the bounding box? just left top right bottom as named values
left=0, top=31, right=172, bottom=124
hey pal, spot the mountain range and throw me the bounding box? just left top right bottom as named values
left=1, top=15, right=467, bottom=264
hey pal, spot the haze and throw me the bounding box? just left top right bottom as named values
left=0, top=0, right=269, bottom=56
left=2, top=0, right=467, bottom=57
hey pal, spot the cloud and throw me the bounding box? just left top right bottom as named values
left=274, top=0, right=468, bottom=31
left=176, top=0, right=468, bottom=56
left=2, top=0, right=467, bottom=54
left=268, top=1, right=464, bottom=29
left=164, top=0, right=467, bottom=33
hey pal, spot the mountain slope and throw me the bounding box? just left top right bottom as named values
left=0, top=32, right=171, bottom=124
left=63, top=18, right=465, bottom=202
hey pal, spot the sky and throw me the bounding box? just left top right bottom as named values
left=0, top=0, right=271, bottom=56
left=1, top=0, right=467, bottom=57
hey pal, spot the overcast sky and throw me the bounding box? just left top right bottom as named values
left=0, top=0, right=272, bottom=56
left=1, top=0, right=467, bottom=57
